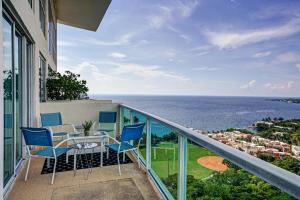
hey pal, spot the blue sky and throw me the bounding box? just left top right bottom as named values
left=57, top=0, right=300, bottom=97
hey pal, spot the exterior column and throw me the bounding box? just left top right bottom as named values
left=0, top=1, right=4, bottom=198
left=177, top=134, right=187, bottom=200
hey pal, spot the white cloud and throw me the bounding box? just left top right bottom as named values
left=189, top=45, right=212, bottom=52
left=57, top=40, right=77, bottom=47
left=296, top=64, right=300, bottom=72
left=193, top=67, right=220, bottom=71
left=204, top=18, right=300, bottom=49
left=58, top=55, right=70, bottom=62
left=109, top=52, right=127, bottom=59
left=252, top=51, right=271, bottom=58
left=288, top=81, right=294, bottom=89
left=276, top=52, right=300, bottom=63
left=168, top=26, right=180, bottom=33
left=148, top=0, right=200, bottom=29
left=174, top=0, right=200, bottom=18
left=80, top=33, right=134, bottom=46
left=61, top=62, right=121, bottom=82
left=180, top=34, right=191, bottom=42
left=240, top=80, right=256, bottom=89
left=101, top=61, right=189, bottom=81
left=168, top=26, right=191, bottom=42
left=148, top=15, right=168, bottom=29
left=264, top=81, right=294, bottom=90
left=196, top=51, right=209, bottom=56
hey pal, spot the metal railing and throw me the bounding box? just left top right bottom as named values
left=119, top=104, right=300, bottom=200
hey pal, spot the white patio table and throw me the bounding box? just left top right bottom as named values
left=56, top=132, right=111, bottom=179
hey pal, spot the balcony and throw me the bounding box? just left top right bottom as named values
left=6, top=100, right=300, bottom=199
left=7, top=158, right=158, bottom=200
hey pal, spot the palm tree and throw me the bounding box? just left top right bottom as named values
left=291, top=132, right=300, bottom=146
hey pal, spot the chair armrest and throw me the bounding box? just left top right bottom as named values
left=106, top=135, right=120, bottom=144
left=54, top=138, right=72, bottom=149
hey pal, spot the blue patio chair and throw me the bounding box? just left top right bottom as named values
left=105, top=123, right=145, bottom=175
left=96, top=112, right=117, bottom=139
left=40, top=112, right=77, bottom=138
left=21, top=127, right=71, bottom=184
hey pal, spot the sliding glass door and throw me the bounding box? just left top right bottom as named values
left=2, top=11, right=27, bottom=187
left=15, top=31, right=23, bottom=164
left=3, top=13, right=14, bottom=187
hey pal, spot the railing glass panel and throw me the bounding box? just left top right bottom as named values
left=151, top=120, right=178, bottom=199
left=185, top=139, right=295, bottom=199
left=122, top=107, right=131, bottom=126
left=131, top=112, right=147, bottom=160
left=120, top=105, right=300, bottom=199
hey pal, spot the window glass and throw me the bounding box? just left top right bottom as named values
left=28, top=0, right=33, bottom=8
left=48, top=0, right=57, bottom=63
left=39, top=55, right=46, bottom=102
left=39, top=0, right=46, bottom=35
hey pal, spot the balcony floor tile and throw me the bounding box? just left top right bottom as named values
left=7, top=158, right=160, bottom=200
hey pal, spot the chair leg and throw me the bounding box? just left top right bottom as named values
left=47, top=158, right=50, bottom=168
left=123, top=152, right=125, bottom=162
left=106, top=148, right=109, bottom=159
left=73, top=150, right=77, bottom=176
left=137, top=151, right=141, bottom=168
left=117, top=153, right=121, bottom=176
left=66, top=134, right=69, bottom=163
left=25, top=157, right=31, bottom=181
left=66, top=152, right=69, bottom=163
left=51, top=158, right=57, bottom=185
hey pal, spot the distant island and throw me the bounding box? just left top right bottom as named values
left=268, top=98, right=300, bottom=104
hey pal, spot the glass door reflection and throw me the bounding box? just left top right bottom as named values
left=3, top=14, right=14, bottom=186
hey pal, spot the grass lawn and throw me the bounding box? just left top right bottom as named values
left=139, top=142, right=215, bottom=180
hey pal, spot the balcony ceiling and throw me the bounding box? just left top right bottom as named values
left=55, top=0, right=111, bottom=31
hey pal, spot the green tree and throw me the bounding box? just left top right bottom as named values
left=291, top=131, right=300, bottom=146
left=46, top=67, right=88, bottom=101
left=272, top=157, right=300, bottom=176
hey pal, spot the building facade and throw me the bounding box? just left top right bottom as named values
left=0, top=0, right=110, bottom=198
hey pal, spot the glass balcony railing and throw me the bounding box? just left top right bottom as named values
left=119, top=104, right=300, bottom=200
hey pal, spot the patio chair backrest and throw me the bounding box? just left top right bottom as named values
left=121, top=123, right=145, bottom=142
left=21, top=127, right=53, bottom=147
left=99, top=112, right=117, bottom=123
left=40, top=112, right=62, bottom=127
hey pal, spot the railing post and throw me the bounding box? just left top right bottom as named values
left=129, top=110, right=133, bottom=125
left=119, top=105, right=123, bottom=134
left=146, top=118, right=151, bottom=170
left=178, top=134, right=187, bottom=200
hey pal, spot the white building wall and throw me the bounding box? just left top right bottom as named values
left=8, top=0, right=57, bottom=126
left=40, top=100, right=120, bottom=133
left=0, top=0, right=57, bottom=197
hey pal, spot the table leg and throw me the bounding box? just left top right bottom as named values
left=73, top=150, right=77, bottom=176
left=101, top=141, right=103, bottom=167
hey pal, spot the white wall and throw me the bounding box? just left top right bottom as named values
left=8, top=0, right=57, bottom=127
left=40, top=100, right=120, bottom=132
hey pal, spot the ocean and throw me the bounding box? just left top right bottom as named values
left=91, top=95, right=300, bottom=132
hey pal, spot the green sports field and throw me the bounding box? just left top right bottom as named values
left=140, top=142, right=216, bottom=180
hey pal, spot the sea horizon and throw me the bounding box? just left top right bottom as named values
left=90, top=95, right=300, bottom=131
left=90, top=93, right=300, bottom=99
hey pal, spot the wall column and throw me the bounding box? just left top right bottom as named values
left=0, top=1, right=4, bottom=198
